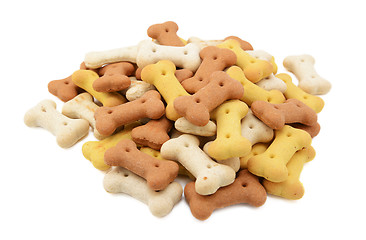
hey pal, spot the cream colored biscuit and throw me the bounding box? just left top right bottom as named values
left=174, top=117, right=216, bottom=137
left=121, top=77, right=156, bottom=101
left=187, top=37, right=224, bottom=49
left=256, top=74, right=287, bottom=93
left=24, top=99, right=89, bottom=148
left=241, top=109, right=274, bottom=145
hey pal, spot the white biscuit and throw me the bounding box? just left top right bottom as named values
left=241, top=109, right=274, bottom=145
left=121, top=77, right=156, bottom=101
left=256, top=74, right=287, bottom=93
left=187, top=36, right=224, bottom=49
left=174, top=117, right=216, bottom=137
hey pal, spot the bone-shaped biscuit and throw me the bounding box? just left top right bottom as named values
left=104, top=139, right=179, bottom=191
left=93, top=62, right=134, bottom=92
left=251, top=98, right=318, bottom=130
left=247, top=125, right=312, bottom=182
left=256, top=74, right=287, bottom=93
left=203, top=142, right=240, bottom=172
left=239, top=143, right=269, bottom=169
left=24, top=99, right=89, bottom=148
left=82, top=123, right=139, bottom=170
left=181, top=46, right=237, bottom=93
left=174, top=71, right=244, bottom=126
left=141, top=60, right=190, bottom=121
left=174, top=117, right=216, bottom=137
left=184, top=169, right=266, bottom=220
left=136, top=40, right=201, bottom=72
left=72, top=70, right=126, bottom=107
left=95, top=90, right=165, bottom=136
left=104, top=167, right=182, bottom=217
left=262, top=146, right=315, bottom=200
left=276, top=73, right=324, bottom=113
left=224, top=36, right=253, bottom=50
left=135, top=67, right=193, bottom=83
left=283, top=54, right=331, bottom=95
left=120, top=77, right=156, bottom=102
left=217, top=39, right=273, bottom=83
left=241, top=109, right=274, bottom=145
left=246, top=50, right=278, bottom=74
left=131, top=115, right=172, bottom=150
left=147, top=21, right=185, bottom=46
left=84, top=45, right=138, bottom=69
left=290, top=122, right=321, bottom=138
left=226, top=66, right=285, bottom=106
left=160, top=134, right=235, bottom=195
left=62, top=93, right=104, bottom=140
left=206, top=100, right=252, bottom=160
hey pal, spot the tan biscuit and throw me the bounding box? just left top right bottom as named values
left=184, top=169, right=266, bottom=220
left=95, top=90, right=165, bottom=136
left=131, top=115, right=172, bottom=150
left=147, top=21, right=185, bottom=46
left=251, top=98, right=318, bottom=130
left=104, top=139, right=179, bottom=191
left=224, top=36, right=253, bottom=50
left=181, top=46, right=237, bottom=93
left=93, top=62, right=134, bottom=92
left=290, top=122, right=321, bottom=138
left=174, top=71, right=244, bottom=126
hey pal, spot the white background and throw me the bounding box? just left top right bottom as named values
left=1, top=0, right=365, bottom=239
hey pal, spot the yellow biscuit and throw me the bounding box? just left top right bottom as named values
left=72, top=70, right=126, bottom=107
left=239, top=142, right=270, bottom=169
left=206, top=100, right=252, bottom=160
left=247, top=125, right=312, bottom=182
left=262, top=146, right=316, bottom=200
left=226, top=66, right=285, bottom=105
left=270, top=56, right=278, bottom=75
left=217, top=39, right=273, bottom=83
left=140, top=147, right=195, bottom=180
left=82, top=122, right=140, bottom=170
left=141, top=60, right=190, bottom=121
left=276, top=73, right=324, bottom=113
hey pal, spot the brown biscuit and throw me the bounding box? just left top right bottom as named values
left=95, top=90, right=165, bottom=136
left=184, top=169, right=267, bottom=220
left=251, top=98, right=318, bottom=130
left=135, top=67, right=192, bottom=83
left=104, top=139, right=179, bottom=191
left=181, top=46, right=237, bottom=93
left=147, top=21, right=185, bottom=46
left=93, top=62, right=135, bottom=92
left=174, top=71, right=244, bottom=126
left=131, top=115, right=173, bottom=150
left=290, top=122, right=321, bottom=138
left=224, top=36, right=253, bottom=50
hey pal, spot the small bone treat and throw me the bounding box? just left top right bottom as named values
left=246, top=50, right=278, bottom=74
left=256, top=74, right=287, bottom=93
left=217, top=39, right=273, bottom=83
left=251, top=98, right=318, bottom=130
left=224, top=36, right=253, bottom=50
left=147, top=21, right=185, bottom=46
left=82, top=123, right=139, bottom=170
left=161, top=134, right=236, bottom=195
left=141, top=60, right=190, bottom=121
left=241, top=109, right=274, bottom=145
left=24, top=99, right=89, bottom=148
left=184, top=169, right=266, bottom=220
left=136, top=40, right=201, bottom=72
left=239, top=143, right=269, bottom=169
left=174, top=117, right=216, bottom=137
left=92, top=62, right=135, bottom=92
left=290, top=122, right=321, bottom=138
left=226, top=66, right=285, bottom=105
left=72, top=70, right=126, bottom=106
left=247, top=125, right=312, bottom=182
left=104, top=139, right=179, bottom=191
left=205, top=100, right=252, bottom=160
left=131, top=115, right=172, bottom=150
left=283, top=54, right=331, bottom=95
left=135, top=67, right=193, bottom=83
left=181, top=46, right=237, bottom=93
left=104, top=167, right=182, bottom=217
left=95, top=90, right=165, bottom=136
left=84, top=45, right=138, bottom=69
left=62, top=92, right=104, bottom=139
left=174, top=71, right=244, bottom=126
left=262, top=146, right=315, bottom=200
left=276, top=73, right=324, bottom=113
left=120, top=77, right=156, bottom=101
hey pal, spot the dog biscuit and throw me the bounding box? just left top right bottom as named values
left=174, top=71, right=244, bottom=126
left=141, top=60, right=190, bottom=121
left=276, top=73, right=324, bottom=113
left=247, top=125, right=312, bottom=182
left=161, top=134, right=236, bottom=195
left=246, top=50, right=278, bottom=74
left=147, top=21, right=185, bottom=46
left=121, top=77, right=156, bottom=101
left=290, top=122, right=321, bottom=138
left=24, top=99, right=89, bottom=148
left=241, top=109, right=274, bottom=145
left=95, top=90, right=165, bottom=136
left=174, top=117, right=216, bottom=137
left=203, top=142, right=240, bottom=172
left=283, top=54, right=331, bottom=95
left=104, top=167, right=182, bottom=217
left=206, top=100, right=252, bottom=160
left=262, top=146, right=315, bottom=200
left=224, top=36, right=253, bottom=51
left=239, top=143, right=269, bottom=169
left=72, top=70, right=126, bottom=107
left=226, top=66, right=285, bottom=105
left=93, top=62, right=134, bottom=92
left=184, top=169, right=266, bottom=220
left=187, top=37, right=224, bottom=49
left=256, top=74, right=287, bottom=93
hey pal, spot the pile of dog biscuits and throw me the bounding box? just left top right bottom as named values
left=24, top=21, right=331, bottom=220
